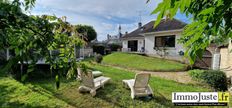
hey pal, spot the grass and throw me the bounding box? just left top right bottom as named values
left=1, top=62, right=231, bottom=107
left=102, top=52, right=188, bottom=71
left=0, top=77, right=74, bottom=108
left=29, top=62, right=212, bottom=107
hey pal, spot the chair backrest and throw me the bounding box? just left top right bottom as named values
left=134, top=73, right=151, bottom=88
left=81, top=72, right=95, bottom=88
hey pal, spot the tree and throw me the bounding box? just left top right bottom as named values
left=148, top=0, right=232, bottom=64
left=75, top=25, right=97, bottom=42
left=0, top=0, right=84, bottom=89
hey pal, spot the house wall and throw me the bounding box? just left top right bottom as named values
left=122, top=40, right=128, bottom=49
left=78, top=48, right=93, bottom=57
left=122, top=39, right=144, bottom=52
left=220, top=40, right=232, bottom=77
left=137, top=39, right=144, bottom=52
left=220, top=48, right=229, bottom=69
left=144, top=31, right=187, bottom=63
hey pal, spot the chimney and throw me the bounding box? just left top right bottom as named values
left=138, top=22, right=142, bottom=29
left=119, top=33, right=122, bottom=38
left=125, top=31, right=128, bottom=35
left=107, top=34, right=110, bottom=40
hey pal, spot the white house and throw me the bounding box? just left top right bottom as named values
left=121, top=18, right=187, bottom=62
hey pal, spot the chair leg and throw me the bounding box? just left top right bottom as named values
left=122, top=81, right=127, bottom=88
left=131, top=93, right=135, bottom=99
left=90, top=89, right=96, bottom=97
left=78, top=86, right=90, bottom=93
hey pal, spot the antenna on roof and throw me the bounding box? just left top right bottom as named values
left=137, top=10, right=147, bottom=22
left=137, top=10, right=145, bottom=29
left=137, top=10, right=143, bottom=23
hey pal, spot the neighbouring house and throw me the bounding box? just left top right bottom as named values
left=104, top=25, right=123, bottom=46
left=98, top=25, right=123, bottom=53
left=105, top=34, right=122, bottom=46
left=121, top=18, right=187, bottom=63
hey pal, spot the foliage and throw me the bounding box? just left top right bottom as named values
left=108, top=44, right=122, bottom=51
left=75, top=24, right=97, bottom=42
left=78, top=62, right=88, bottom=72
left=92, top=45, right=105, bottom=55
left=188, top=69, right=205, bottom=81
left=55, top=75, right=60, bottom=89
left=148, top=0, right=232, bottom=64
left=0, top=0, right=84, bottom=84
left=189, top=69, right=228, bottom=91
left=102, top=52, right=187, bottom=71
left=153, top=47, right=168, bottom=58
left=95, top=54, right=103, bottom=63
left=201, top=70, right=228, bottom=91
left=66, top=62, right=88, bottom=79
left=0, top=50, right=6, bottom=65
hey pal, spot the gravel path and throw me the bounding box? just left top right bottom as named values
left=102, top=64, right=195, bottom=84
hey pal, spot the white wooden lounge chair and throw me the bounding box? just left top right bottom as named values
left=122, top=73, right=153, bottom=99
left=77, top=68, right=103, bottom=80
left=78, top=71, right=110, bottom=96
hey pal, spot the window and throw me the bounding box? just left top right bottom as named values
left=155, top=35, right=175, bottom=47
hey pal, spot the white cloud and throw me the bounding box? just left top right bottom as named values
left=31, top=0, right=161, bottom=41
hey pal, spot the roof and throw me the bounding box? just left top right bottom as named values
left=121, top=18, right=187, bottom=39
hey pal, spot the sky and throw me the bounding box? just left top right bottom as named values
left=30, top=0, right=189, bottom=41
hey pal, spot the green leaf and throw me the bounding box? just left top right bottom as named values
left=198, top=7, right=215, bottom=16
left=21, top=74, right=28, bottom=82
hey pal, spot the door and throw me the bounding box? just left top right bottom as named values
left=128, top=40, right=138, bottom=52
left=194, top=50, right=212, bottom=69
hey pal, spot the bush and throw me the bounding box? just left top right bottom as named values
left=95, top=54, right=103, bottom=63
left=109, top=44, right=122, bottom=51
left=189, top=69, right=228, bottom=91
left=0, top=50, right=7, bottom=65
left=92, top=45, right=105, bottom=55
left=188, top=69, right=205, bottom=81
left=200, top=70, right=227, bottom=91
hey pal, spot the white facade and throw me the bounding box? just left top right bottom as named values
left=122, top=29, right=187, bottom=62
left=137, top=39, right=145, bottom=52
left=122, top=40, right=128, bottom=49
left=122, top=38, right=145, bottom=52
left=144, top=30, right=184, bottom=58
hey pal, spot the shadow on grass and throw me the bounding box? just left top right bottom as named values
left=95, top=82, right=125, bottom=107
left=93, top=81, right=178, bottom=108
left=0, top=84, right=44, bottom=108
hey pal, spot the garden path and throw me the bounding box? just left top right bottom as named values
left=102, top=64, right=196, bottom=84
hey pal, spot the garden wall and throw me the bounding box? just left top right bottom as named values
left=220, top=42, right=232, bottom=77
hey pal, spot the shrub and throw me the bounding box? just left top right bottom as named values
left=92, top=45, right=105, bottom=55
left=0, top=50, right=6, bottom=65
left=95, top=54, right=103, bottom=63
left=200, top=70, right=227, bottom=91
left=188, top=69, right=205, bottom=81
left=189, top=69, right=228, bottom=91
left=109, top=44, right=122, bottom=51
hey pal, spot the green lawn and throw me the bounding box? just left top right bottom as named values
left=102, top=52, right=188, bottom=71
left=24, top=62, right=211, bottom=107
left=1, top=62, right=231, bottom=107
left=0, top=77, right=74, bottom=108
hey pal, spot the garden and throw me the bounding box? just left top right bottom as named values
left=1, top=54, right=232, bottom=107
left=1, top=0, right=232, bottom=107
left=102, top=52, right=187, bottom=71
left=0, top=61, right=211, bottom=107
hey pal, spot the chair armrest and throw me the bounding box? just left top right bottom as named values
left=95, top=79, right=102, bottom=85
